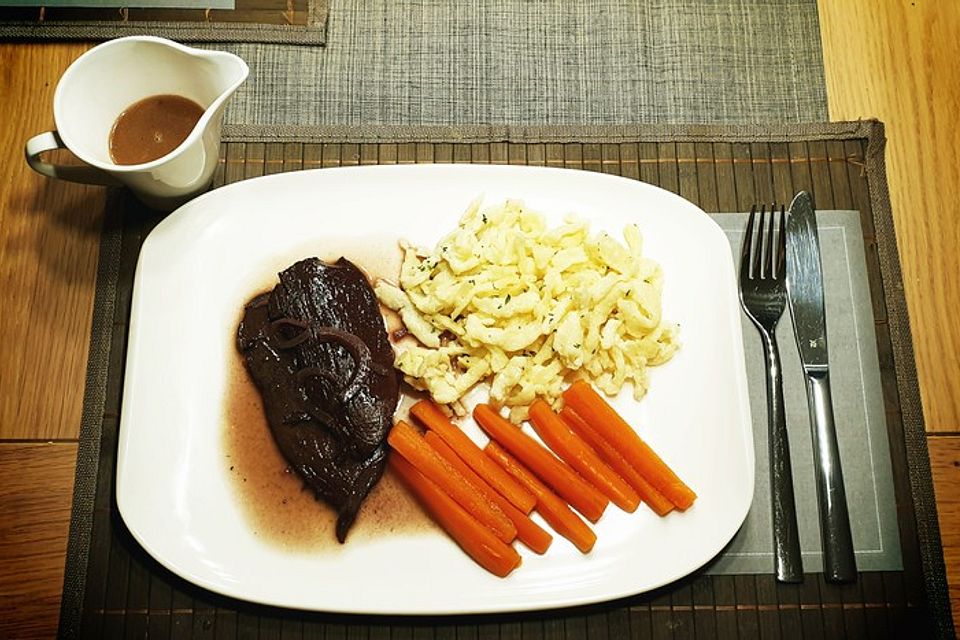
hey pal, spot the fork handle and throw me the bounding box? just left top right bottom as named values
left=761, top=332, right=804, bottom=583
left=805, top=370, right=857, bottom=582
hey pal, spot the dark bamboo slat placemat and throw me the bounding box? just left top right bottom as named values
left=0, top=0, right=327, bottom=44
left=58, top=121, right=952, bottom=638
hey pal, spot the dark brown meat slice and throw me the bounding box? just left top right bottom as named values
left=237, top=257, right=399, bottom=542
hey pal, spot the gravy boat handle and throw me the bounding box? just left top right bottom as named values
left=26, top=130, right=123, bottom=187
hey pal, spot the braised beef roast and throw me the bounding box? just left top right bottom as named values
left=237, top=257, right=399, bottom=542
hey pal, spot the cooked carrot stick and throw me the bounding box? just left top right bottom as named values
left=528, top=400, right=640, bottom=513
left=425, top=431, right=553, bottom=555
left=387, top=421, right=517, bottom=543
left=473, top=404, right=609, bottom=522
left=561, top=406, right=675, bottom=517
left=563, top=381, right=697, bottom=510
left=484, top=441, right=597, bottom=554
left=410, top=400, right=536, bottom=514
left=389, top=455, right=521, bottom=577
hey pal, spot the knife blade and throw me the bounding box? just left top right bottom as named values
left=786, top=191, right=857, bottom=583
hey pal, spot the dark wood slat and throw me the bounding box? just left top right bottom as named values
left=841, top=575, right=869, bottom=639
left=101, top=532, right=130, bottom=638
left=263, top=143, right=285, bottom=176
left=749, top=142, right=775, bottom=206
left=434, top=143, right=453, bottom=164
left=243, top=142, right=265, bottom=180
left=258, top=613, right=282, bottom=639
left=121, top=550, right=150, bottom=639
left=607, top=606, right=631, bottom=640
left=712, top=576, right=739, bottom=639
left=883, top=570, right=909, bottom=635
left=379, top=143, right=399, bottom=165
left=676, top=142, right=698, bottom=208
left=845, top=140, right=876, bottom=239
left=415, top=142, right=433, bottom=164
left=563, top=614, right=588, bottom=639
left=769, top=142, right=793, bottom=206
left=670, top=582, right=696, bottom=640
left=527, top=143, right=546, bottom=167
left=656, top=143, right=679, bottom=197
left=213, top=606, right=237, bottom=640
left=694, top=142, right=719, bottom=212
left=797, top=577, right=826, bottom=639
left=691, top=575, right=718, bottom=639
left=774, top=580, right=803, bottom=640
left=862, top=572, right=891, bottom=637
left=564, top=143, right=584, bottom=170
left=471, top=143, right=490, bottom=164
left=453, top=144, right=472, bottom=164
left=235, top=610, right=259, bottom=639
left=283, top=142, right=304, bottom=173
left=787, top=142, right=814, bottom=200
left=713, top=142, right=738, bottom=212
left=734, top=575, right=761, bottom=638
left=395, top=142, right=415, bottom=165
left=816, top=574, right=846, bottom=638
left=582, top=143, right=602, bottom=174
left=521, top=619, right=544, bottom=639
left=650, top=592, right=674, bottom=640
left=359, top=143, right=379, bottom=166
left=754, top=574, right=782, bottom=640
left=808, top=141, right=836, bottom=210
left=585, top=609, right=611, bottom=639
left=489, top=142, right=508, bottom=165
left=323, top=143, right=345, bottom=168
left=600, top=142, right=619, bottom=177
left=619, top=143, right=640, bottom=183
left=498, top=620, right=521, bottom=640
left=544, top=143, right=564, bottom=168
left=508, top=142, right=526, bottom=166
left=825, top=141, right=854, bottom=210
left=168, top=584, right=193, bottom=639
left=638, top=143, right=659, bottom=188
left=731, top=143, right=756, bottom=211
left=541, top=617, right=565, bottom=640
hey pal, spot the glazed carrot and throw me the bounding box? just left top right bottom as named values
left=425, top=431, right=553, bottom=555
left=410, top=400, right=536, bottom=514
left=387, top=421, right=517, bottom=543
left=389, top=455, right=521, bottom=577
left=563, top=381, right=697, bottom=510
left=473, top=404, right=609, bottom=523
left=561, top=406, right=675, bottom=517
left=528, top=400, right=640, bottom=513
left=484, top=441, right=597, bottom=554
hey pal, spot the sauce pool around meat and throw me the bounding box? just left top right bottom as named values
left=222, top=240, right=434, bottom=551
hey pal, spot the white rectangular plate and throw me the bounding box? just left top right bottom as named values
left=117, top=164, right=754, bottom=614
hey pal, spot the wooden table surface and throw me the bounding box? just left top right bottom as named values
left=0, top=2, right=958, bottom=637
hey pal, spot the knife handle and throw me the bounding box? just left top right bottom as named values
left=805, top=370, right=857, bottom=582
left=761, top=332, right=804, bottom=583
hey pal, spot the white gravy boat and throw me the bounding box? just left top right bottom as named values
left=25, top=36, right=249, bottom=210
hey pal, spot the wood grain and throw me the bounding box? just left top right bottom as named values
left=929, top=436, right=960, bottom=632
left=818, top=0, right=960, bottom=431
left=0, top=443, right=78, bottom=640
left=0, top=43, right=103, bottom=440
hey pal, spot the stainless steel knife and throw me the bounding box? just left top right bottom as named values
left=785, top=191, right=857, bottom=582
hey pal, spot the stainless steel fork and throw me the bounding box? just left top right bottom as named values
left=739, top=203, right=803, bottom=583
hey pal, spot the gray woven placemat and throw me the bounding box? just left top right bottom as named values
left=213, top=0, right=826, bottom=126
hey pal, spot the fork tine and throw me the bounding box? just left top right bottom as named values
left=741, top=204, right=757, bottom=277
left=777, top=203, right=786, bottom=277
left=753, top=204, right=766, bottom=279
left=766, top=202, right=777, bottom=279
